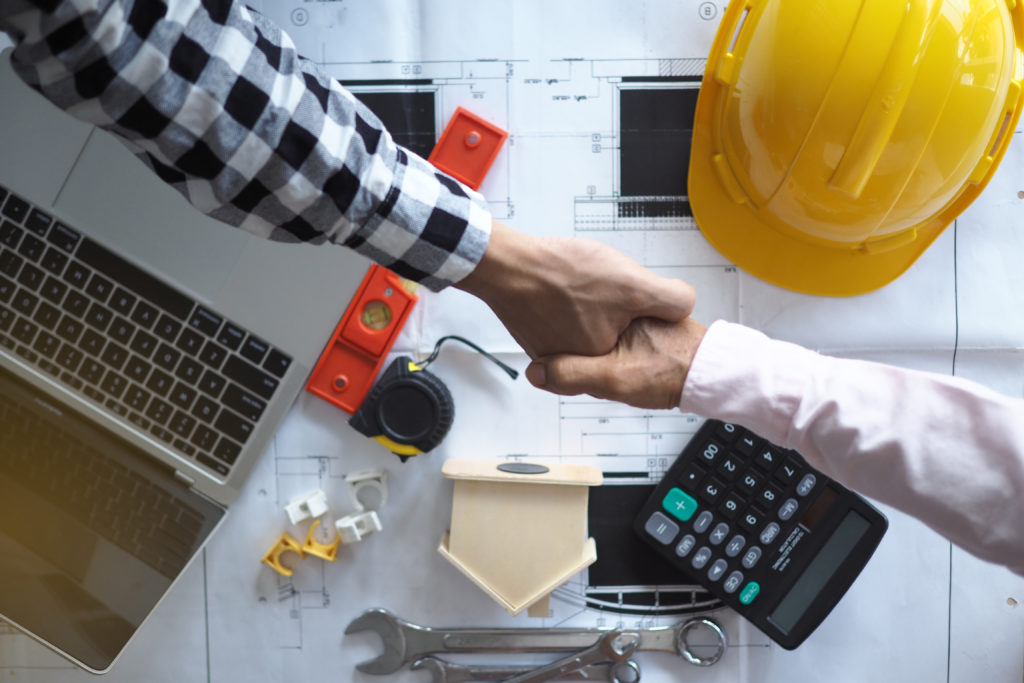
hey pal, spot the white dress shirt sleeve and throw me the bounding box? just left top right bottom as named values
left=681, top=320, right=1024, bottom=577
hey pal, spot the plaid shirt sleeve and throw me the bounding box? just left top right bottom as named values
left=0, top=0, right=492, bottom=291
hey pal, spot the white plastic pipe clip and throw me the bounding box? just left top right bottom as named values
left=345, top=468, right=388, bottom=511
left=335, top=510, right=382, bottom=544
left=284, top=489, right=329, bottom=525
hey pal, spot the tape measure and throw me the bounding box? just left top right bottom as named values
left=349, top=357, right=455, bottom=461
left=348, top=336, right=517, bottom=461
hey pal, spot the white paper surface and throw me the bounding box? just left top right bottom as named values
left=3, top=1, right=1024, bottom=681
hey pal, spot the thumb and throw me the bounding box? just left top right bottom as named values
left=634, top=275, right=696, bottom=322
left=526, top=354, right=620, bottom=399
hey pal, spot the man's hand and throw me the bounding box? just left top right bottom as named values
left=456, top=221, right=696, bottom=358
left=524, top=317, right=708, bottom=410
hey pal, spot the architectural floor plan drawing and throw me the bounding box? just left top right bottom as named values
left=2, top=0, right=1023, bottom=681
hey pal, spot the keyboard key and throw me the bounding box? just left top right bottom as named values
left=222, top=383, right=266, bottom=421
left=240, top=335, right=269, bottom=364
left=169, top=382, right=196, bottom=410
left=661, top=487, right=698, bottom=522
left=725, top=534, right=747, bottom=557
left=131, top=300, right=158, bottom=328
left=40, top=247, right=68, bottom=275
left=214, top=409, right=253, bottom=444
left=739, top=509, right=764, bottom=534
left=0, top=248, right=22, bottom=278
left=698, top=478, right=726, bottom=505
left=145, top=368, right=174, bottom=396
left=55, top=315, right=84, bottom=344
left=61, top=289, right=90, bottom=317
left=0, top=221, right=22, bottom=248
left=40, top=275, right=67, bottom=304
left=145, top=397, right=174, bottom=425
left=2, top=194, right=29, bottom=223
left=62, top=261, right=90, bottom=288
left=100, top=342, right=129, bottom=370
left=100, top=370, right=128, bottom=399
left=0, top=274, right=14, bottom=303
left=176, top=327, right=204, bottom=355
left=263, top=348, right=292, bottom=378
left=191, top=395, right=219, bottom=423
left=150, top=424, right=174, bottom=443
left=85, top=302, right=113, bottom=332
left=129, top=329, right=158, bottom=357
left=198, top=452, right=230, bottom=476
left=174, top=438, right=196, bottom=457
left=47, top=223, right=80, bottom=252
left=175, top=356, right=203, bottom=384
left=774, top=457, right=800, bottom=485
left=17, top=262, right=44, bottom=290
left=189, top=306, right=222, bottom=336
left=24, top=209, right=52, bottom=236
left=169, top=411, right=196, bottom=439
left=153, top=342, right=181, bottom=372
left=124, top=385, right=151, bottom=412
left=15, top=344, right=38, bottom=363
left=692, top=509, right=714, bottom=534
left=78, top=358, right=106, bottom=384
left=56, top=343, right=84, bottom=372
left=32, top=301, right=61, bottom=329
left=216, top=322, right=245, bottom=350
left=741, top=546, right=763, bottom=569
left=32, top=330, right=60, bottom=358
left=124, top=356, right=151, bottom=382
left=197, top=369, right=226, bottom=398
left=222, top=355, right=278, bottom=400
left=60, top=370, right=83, bottom=390
left=190, top=424, right=219, bottom=451
left=707, top=559, right=728, bottom=582
left=85, top=273, right=113, bottom=302
left=12, top=290, right=38, bottom=316
left=105, top=399, right=127, bottom=416
left=754, top=447, right=780, bottom=472
left=154, top=314, right=182, bottom=342
left=17, top=233, right=45, bottom=262
left=108, top=316, right=136, bottom=345
left=198, top=340, right=227, bottom=369
left=109, top=287, right=136, bottom=315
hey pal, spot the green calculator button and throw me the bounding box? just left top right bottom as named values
left=662, top=487, right=698, bottom=522
left=739, top=581, right=760, bottom=605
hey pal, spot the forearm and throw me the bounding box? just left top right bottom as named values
left=682, top=321, right=1024, bottom=577
left=0, top=0, right=490, bottom=290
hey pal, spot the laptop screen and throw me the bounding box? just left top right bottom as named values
left=0, top=363, right=224, bottom=672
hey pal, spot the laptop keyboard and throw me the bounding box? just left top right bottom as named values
left=0, top=388, right=204, bottom=579
left=0, top=184, right=293, bottom=479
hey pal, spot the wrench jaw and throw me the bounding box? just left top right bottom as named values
left=344, top=609, right=409, bottom=675
left=409, top=657, right=446, bottom=683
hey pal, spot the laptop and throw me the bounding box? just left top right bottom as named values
left=0, top=49, right=370, bottom=672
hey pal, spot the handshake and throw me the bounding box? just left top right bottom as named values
left=456, top=220, right=707, bottom=411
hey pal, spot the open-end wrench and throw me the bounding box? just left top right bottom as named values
left=410, top=655, right=641, bottom=682
left=344, top=608, right=726, bottom=675
left=503, top=630, right=639, bottom=683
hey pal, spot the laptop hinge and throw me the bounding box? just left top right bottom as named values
left=174, top=470, right=197, bottom=487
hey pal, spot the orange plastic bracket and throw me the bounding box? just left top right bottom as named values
left=428, top=107, right=508, bottom=190
left=305, top=264, right=418, bottom=414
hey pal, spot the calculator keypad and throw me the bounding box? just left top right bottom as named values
left=639, top=421, right=823, bottom=606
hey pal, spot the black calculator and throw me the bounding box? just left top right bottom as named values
left=633, top=419, right=887, bottom=649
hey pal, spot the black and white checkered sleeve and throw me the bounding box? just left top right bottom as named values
left=0, top=0, right=492, bottom=290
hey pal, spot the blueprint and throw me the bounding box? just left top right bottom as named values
left=2, top=0, right=1024, bottom=681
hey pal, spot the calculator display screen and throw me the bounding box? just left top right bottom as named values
left=768, top=510, right=871, bottom=634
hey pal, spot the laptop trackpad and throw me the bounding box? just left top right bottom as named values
left=55, top=130, right=245, bottom=302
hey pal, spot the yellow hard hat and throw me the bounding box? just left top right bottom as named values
left=689, top=0, right=1024, bottom=296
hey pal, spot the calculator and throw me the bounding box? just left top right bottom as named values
left=633, top=419, right=887, bottom=649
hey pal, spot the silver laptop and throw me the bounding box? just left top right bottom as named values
left=0, top=49, right=369, bottom=672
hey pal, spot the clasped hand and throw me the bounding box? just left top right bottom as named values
left=458, top=221, right=705, bottom=409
